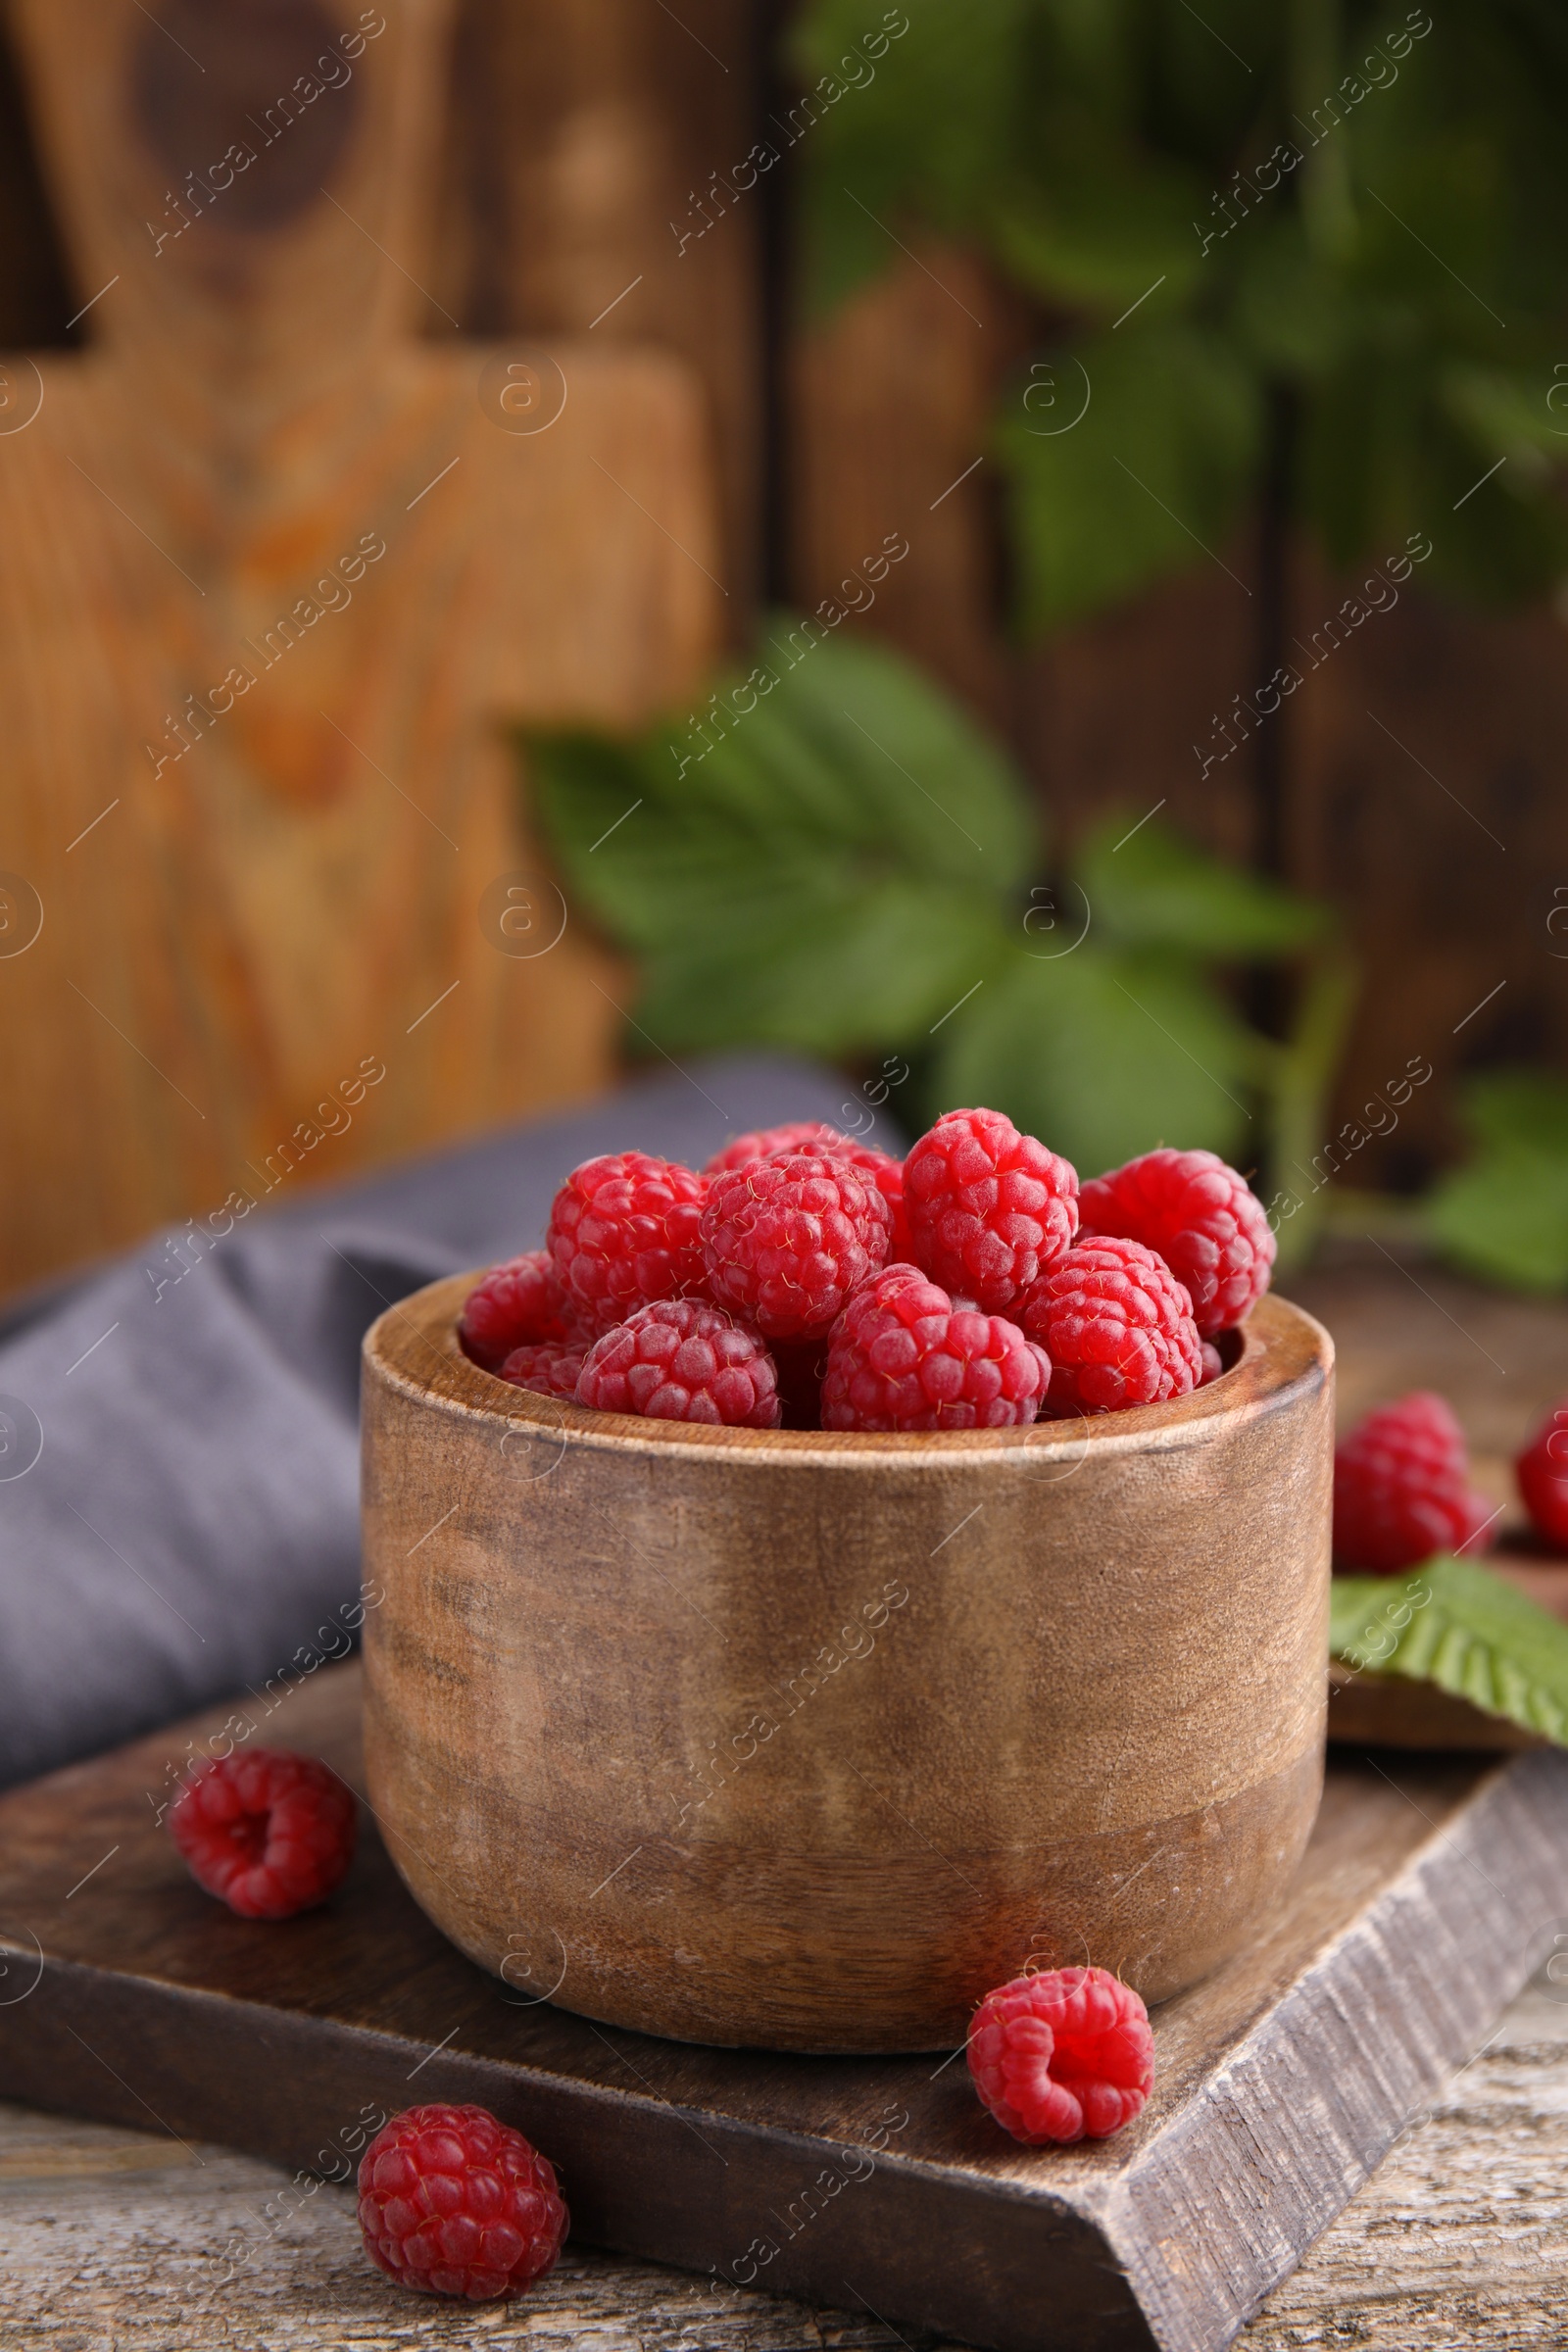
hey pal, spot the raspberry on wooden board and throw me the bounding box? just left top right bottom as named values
left=1517, top=1404, right=1568, bottom=1548
left=358, top=2103, right=567, bottom=2301
left=968, top=1966, right=1154, bottom=2144
left=168, top=1750, right=357, bottom=1920
left=1334, top=1392, right=1495, bottom=1572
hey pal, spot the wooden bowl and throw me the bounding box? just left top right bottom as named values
left=361, top=1275, right=1333, bottom=2052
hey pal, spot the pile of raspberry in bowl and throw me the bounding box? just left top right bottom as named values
left=457, top=1108, right=1275, bottom=1433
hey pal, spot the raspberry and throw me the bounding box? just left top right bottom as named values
left=821, top=1263, right=1049, bottom=1433
left=1079, top=1148, right=1274, bottom=1336
left=1517, top=1403, right=1568, bottom=1549
left=832, top=1141, right=913, bottom=1259
left=701, top=1152, right=892, bottom=1341
left=459, top=1252, right=566, bottom=1371
left=1199, top=1340, right=1224, bottom=1387
left=904, top=1108, right=1078, bottom=1312
left=499, top=1342, right=587, bottom=1398
left=1334, top=1392, right=1495, bottom=1572
left=968, top=1967, right=1153, bottom=2144
left=546, top=1152, right=708, bottom=1338
left=704, top=1121, right=844, bottom=1174
left=169, top=1749, right=357, bottom=1920
left=575, top=1298, right=780, bottom=1426
left=707, top=1127, right=913, bottom=1260
left=358, top=2102, right=566, bottom=2301
left=1020, top=1237, right=1201, bottom=1415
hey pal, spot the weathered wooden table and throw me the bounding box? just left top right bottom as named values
left=3, top=1249, right=1566, bottom=2349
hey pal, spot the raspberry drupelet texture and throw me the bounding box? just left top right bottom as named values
left=904, top=1108, right=1078, bottom=1313
left=968, top=1966, right=1154, bottom=2144
left=1517, top=1403, right=1568, bottom=1548
left=499, top=1341, right=587, bottom=1399
left=832, top=1141, right=913, bottom=1259
left=704, top=1128, right=913, bottom=1256
left=168, top=1749, right=357, bottom=1920
left=1079, top=1148, right=1275, bottom=1336
left=1334, top=1392, right=1495, bottom=1572
left=703, top=1121, right=844, bottom=1174
left=358, top=2103, right=567, bottom=2301
left=546, top=1152, right=708, bottom=1338
left=701, top=1152, right=892, bottom=1341
left=575, top=1298, right=780, bottom=1426
left=459, top=1251, right=566, bottom=1371
left=1020, top=1236, right=1202, bottom=1415
left=820, top=1263, right=1049, bottom=1433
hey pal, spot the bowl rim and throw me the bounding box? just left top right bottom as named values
left=364, top=1273, right=1334, bottom=1472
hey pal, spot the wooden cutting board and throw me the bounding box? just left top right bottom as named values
left=1, top=1660, right=1565, bottom=2352
left=0, top=0, right=717, bottom=1295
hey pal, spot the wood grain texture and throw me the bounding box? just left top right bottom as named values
left=789, top=247, right=1024, bottom=720
left=361, top=1278, right=1334, bottom=2049
left=2, top=1661, right=1568, bottom=2349
left=0, top=0, right=719, bottom=1295
left=7, top=1972, right=1567, bottom=2351
left=434, top=0, right=762, bottom=624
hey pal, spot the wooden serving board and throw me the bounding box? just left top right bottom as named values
left=2, top=1665, right=1567, bottom=2352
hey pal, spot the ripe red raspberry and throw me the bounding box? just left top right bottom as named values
left=968, top=1966, right=1153, bottom=2144
left=832, top=1141, right=913, bottom=1259
left=1079, top=1148, right=1274, bottom=1336
left=904, top=1108, right=1077, bottom=1312
left=707, top=1127, right=913, bottom=1259
left=704, top=1120, right=844, bottom=1174
left=1517, top=1403, right=1568, bottom=1549
left=575, top=1298, right=780, bottom=1426
left=499, top=1341, right=587, bottom=1398
left=1019, top=1236, right=1202, bottom=1415
left=358, top=2103, right=566, bottom=2301
left=1199, top=1340, right=1224, bottom=1387
left=1334, top=1392, right=1495, bottom=1572
left=169, top=1749, right=357, bottom=1920
left=546, top=1152, right=707, bottom=1338
left=821, top=1263, right=1049, bottom=1433
left=701, top=1152, right=891, bottom=1341
left=459, top=1251, right=566, bottom=1371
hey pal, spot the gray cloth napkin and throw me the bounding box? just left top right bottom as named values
left=0, top=1054, right=871, bottom=1788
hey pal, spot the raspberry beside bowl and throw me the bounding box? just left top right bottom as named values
left=361, top=1273, right=1333, bottom=2054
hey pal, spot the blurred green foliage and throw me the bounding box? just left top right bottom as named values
left=1427, top=1072, right=1568, bottom=1290
left=793, top=0, right=1568, bottom=629
left=527, top=627, right=1342, bottom=1197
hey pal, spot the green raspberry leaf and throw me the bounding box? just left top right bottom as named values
left=1330, top=1556, right=1568, bottom=1744
left=930, top=940, right=1256, bottom=1174
left=1077, top=813, right=1328, bottom=958
left=525, top=621, right=1032, bottom=1058
left=995, top=323, right=1263, bottom=636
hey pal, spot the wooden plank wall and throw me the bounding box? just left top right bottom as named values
left=0, top=0, right=1558, bottom=1219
